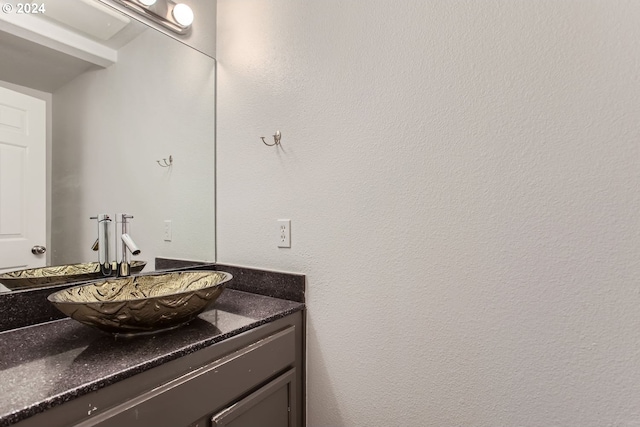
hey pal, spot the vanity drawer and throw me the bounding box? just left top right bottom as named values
left=74, top=326, right=296, bottom=427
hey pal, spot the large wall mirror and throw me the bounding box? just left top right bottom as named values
left=0, top=0, right=216, bottom=294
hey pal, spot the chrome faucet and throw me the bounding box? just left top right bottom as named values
left=90, top=213, right=141, bottom=277
left=116, top=213, right=141, bottom=277
left=90, top=214, right=113, bottom=276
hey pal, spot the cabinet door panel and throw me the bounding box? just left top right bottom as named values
left=212, top=369, right=296, bottom=427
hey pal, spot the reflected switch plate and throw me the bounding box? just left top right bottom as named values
left=164, top=220, right=172, bottom=241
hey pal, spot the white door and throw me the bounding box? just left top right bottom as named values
left=0, top=86, right=46, bottom=274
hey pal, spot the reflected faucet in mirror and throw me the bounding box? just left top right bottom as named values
left=91, top=213, right=112, bottom=276
left=91, top=213, right=141, bottom=277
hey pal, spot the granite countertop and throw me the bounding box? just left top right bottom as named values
left=0, top=289, right=304, bottom=426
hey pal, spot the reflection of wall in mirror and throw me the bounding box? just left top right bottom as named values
left=52, top=28, right=216, bottom=269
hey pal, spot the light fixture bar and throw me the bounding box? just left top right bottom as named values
left=115, top=0, right=193, bottom=35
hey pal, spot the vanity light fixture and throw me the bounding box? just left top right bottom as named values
left=117, top=0, right=194, bottom=35
left=172, top=3, right=194, bottom=27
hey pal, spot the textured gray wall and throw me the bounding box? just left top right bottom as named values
left=216, top=1, right=640, bottom=425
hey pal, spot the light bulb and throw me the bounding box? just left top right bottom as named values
left=172, top=3, right=194, bottom=27
left=138, top=0, right=156, bottom=6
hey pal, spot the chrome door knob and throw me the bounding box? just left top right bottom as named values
left=31, top=245, right=46, bottom=255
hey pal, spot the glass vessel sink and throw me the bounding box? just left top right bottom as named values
left=0, top=261, right=147, bottom=290
left=47, top=271, right=232, bottom=335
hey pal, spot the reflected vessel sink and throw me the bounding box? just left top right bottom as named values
left=47, top=271, right=232, bottom=335
left=0, top=261, right=147, bottom=290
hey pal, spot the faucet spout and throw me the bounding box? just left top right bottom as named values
left=121, top=233, right=141, bottom=256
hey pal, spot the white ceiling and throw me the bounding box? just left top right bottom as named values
left=0, top=30, right=96, bottom=92
left=0, top=0, right=147, bottom=93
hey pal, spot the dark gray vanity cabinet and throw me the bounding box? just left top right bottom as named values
left=15, top=312, right=304, bottom=427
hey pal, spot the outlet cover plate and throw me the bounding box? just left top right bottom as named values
left=277, top=219, right=291, bottom=248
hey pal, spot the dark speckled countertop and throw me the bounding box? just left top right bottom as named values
left=0, top=289, right=304, bottom=426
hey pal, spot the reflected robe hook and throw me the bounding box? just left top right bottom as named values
left=157, top=155, right=173, bottom=167
left=261, top=131, right=281, bottom=147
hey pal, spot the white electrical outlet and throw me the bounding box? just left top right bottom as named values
left=277, top=219, right=291, bottom=248
left=164, top=220, right=172, bottom=241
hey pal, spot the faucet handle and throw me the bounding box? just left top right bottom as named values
left=116, top=213, right=134, bottom=223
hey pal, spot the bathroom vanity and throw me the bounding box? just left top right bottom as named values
left=0, top=264, right=305, bottom=427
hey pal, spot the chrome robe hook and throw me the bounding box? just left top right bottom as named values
left=261, top=131, right=281, bottom=147
left=157, top=155, right=173, bottom=167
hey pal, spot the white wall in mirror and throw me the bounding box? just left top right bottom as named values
left=52, top=27, right=215, bottom=268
